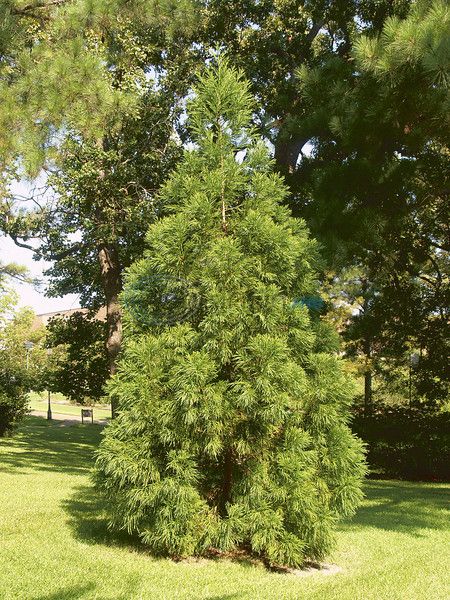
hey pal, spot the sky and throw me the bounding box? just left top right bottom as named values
left=0, top=234, right=81, bottom=314
left=1, top=179, right=81, bottom=315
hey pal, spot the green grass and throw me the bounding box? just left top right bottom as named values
left=28, top=391, right=111, bottom=419
left=0, top=417, right=449, bottom=600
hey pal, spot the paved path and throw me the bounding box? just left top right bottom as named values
left=30, top=410, right=108, bottom=426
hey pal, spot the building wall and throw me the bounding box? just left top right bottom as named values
left=32, top=307, right=107, bottom=330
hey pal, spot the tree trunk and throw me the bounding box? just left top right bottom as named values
left=272, top=20, right=324, bottom=175
left=360, top=282, right=373, bottom=416
left=220, top=447, right=233, bottom=516
left=274, top=135, right=308, bottom=175
left=217, top=360, right=235, bottom=515
left=364, top=368, right=372, bottom=416
left=98, top=242, right=122, bottom=418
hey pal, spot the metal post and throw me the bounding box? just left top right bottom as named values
left=24, top=341, right=34, bottom=370
left=409, top=362, right=412, bottom=408
left=47, top=389, right=52, bottom=420
left=409, top=353, right=420, bottom=408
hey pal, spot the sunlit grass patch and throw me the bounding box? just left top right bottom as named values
left=0, top=416, right=448, bottom=600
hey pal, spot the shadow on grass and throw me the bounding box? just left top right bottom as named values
left=31, top=580, right=141, bottom=600
left=62, top=483, right=144, bottom=552
left=344, top=479, right=450, bottom=536
left=32, top=583, right=96, bottom=600
left=0, top=416, right=103, bottom=475
left=63, top=484, right=262, bottom=579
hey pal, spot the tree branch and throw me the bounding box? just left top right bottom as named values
left=417, top=274, right=437, bottom=287
left=7, top=233, right=40, bottom=255
left=305, top=19, right=325, bottom=45
left=274, top=135, right=310, bottom=174
left=12, top=0, right=68, bottom=16
left=8, top=232, right=86, bottom=261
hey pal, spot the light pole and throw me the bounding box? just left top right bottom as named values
left=409, top=352, right=420, bottom=407
left=24, top=341, right=34, bottom=370
left=47, top=389, right=52, bottom=420
left=46, top=348, right=52, bottom=420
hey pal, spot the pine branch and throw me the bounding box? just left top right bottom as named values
left=12, top=0, right=69, bottom=16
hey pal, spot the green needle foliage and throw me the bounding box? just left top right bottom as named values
left=95, top=58, right=366, bottom=568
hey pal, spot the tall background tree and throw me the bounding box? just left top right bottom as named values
left=294, top=0, right=449, bottom=407
left=1, top=0, right=448, bottom=410
left=1, top=1, right=199, bottom=414
left=45, top=311, right=109, bottom=405
left=0, top=287, right=45, bottom=435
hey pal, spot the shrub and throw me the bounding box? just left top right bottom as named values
left=352, top=404, right=450, bottom=481
left=95, top=59, right=366, bottom=568
left=0, top=371, right=29, bottom=437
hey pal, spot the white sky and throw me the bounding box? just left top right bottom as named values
left=0, top=234, right=81, bottom=314
left=1, top=178, right=81, bottom=315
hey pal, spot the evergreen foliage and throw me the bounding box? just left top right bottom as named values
left=0, top=373, right=28, bottom=437
left=293, top=0, right=450, bottom=407
left=95, top=59, right=366, bottom=567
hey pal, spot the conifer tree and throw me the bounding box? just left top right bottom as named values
left=95, top=58, right=366, bottom=568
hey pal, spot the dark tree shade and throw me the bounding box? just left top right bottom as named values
left=46, top=312, right=109, bottom=405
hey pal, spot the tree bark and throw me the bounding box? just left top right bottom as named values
left=274, top=134, right=309, bottom=175
left=362, top=289, right=373, bottom=416
left=98, top=242, right=122, bottom=418
left=220, top=447, right=233, bottom=516
left=364, top=368, right=372, bottom=416
left=272, top=19, right=324, bottom=176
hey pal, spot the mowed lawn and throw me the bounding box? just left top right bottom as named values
left=28, top=391, right=111, bottom=420
left=0, top=418, right=448, bottom=600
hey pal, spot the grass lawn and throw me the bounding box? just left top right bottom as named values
left=28, top=391, right=111, bottom=420
left=0, top=417, right=449, bottom=600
